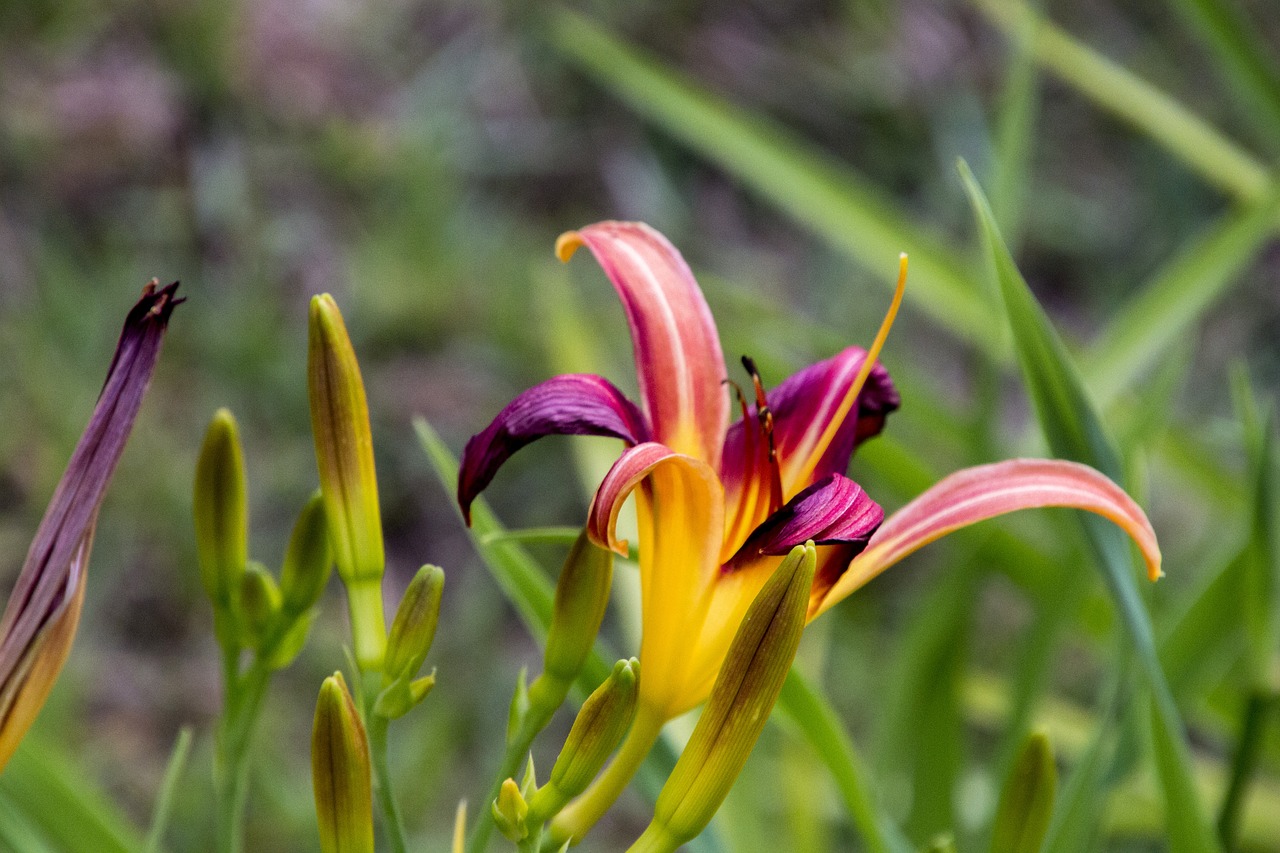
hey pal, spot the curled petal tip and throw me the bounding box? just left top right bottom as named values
left=556, top=231, right=585, bottom=262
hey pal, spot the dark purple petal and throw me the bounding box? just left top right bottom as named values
left=0, top=281, right=179, bottom=767
left=457, top=374, right=650, bottom=523
left=722, top=347, right=899, bottom=498
left=726, top=474, right=883, bottom=570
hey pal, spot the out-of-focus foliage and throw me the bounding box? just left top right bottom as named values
left=0, top=0, right=1277, bottom=849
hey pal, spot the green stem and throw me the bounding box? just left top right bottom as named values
left=365, top=697, right=409, bottom=853
left=547, top=706, right=665, bottom=848
left=467, top=701, right=558, bottom=853
left=214, top=665, right=270, bottom=853
left=1217, top=690, right=1274, bottom=849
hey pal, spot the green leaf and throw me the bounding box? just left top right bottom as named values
left=1167, top=0, right=1280, bottom=152
left=546, top=9, right=997, bottom=359
left=988, top=0, right=1043, bottom=247
left=0, top=737, right=141, bottom=853
left=776, top=672, right=913, bottom=853
left=1081, top=186, right=1280, bottom=407
left=990, top=731, right=1056, bottom=853
left=960, top=160, right=1221, bottom=853
left=144, top=726, right=193, bottom=853
left=973, top=0, right=1269, bottom=202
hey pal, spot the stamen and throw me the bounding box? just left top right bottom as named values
left=796, top=253, right=907, bottom=487
left=741, top=356, right=784, bottom=513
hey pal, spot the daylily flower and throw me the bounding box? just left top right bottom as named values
left=457, top=222, right=1161, bottom=836
left=0, top=281, right=180, bottom=771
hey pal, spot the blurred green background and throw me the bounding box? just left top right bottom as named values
left=1, top=0, right=1278, bottom=849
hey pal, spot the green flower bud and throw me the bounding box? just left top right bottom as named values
left=281, top=492, right=333, bottom=616
left=528, top=659, right=639, bottom=824
left=373, top=670, right=436, bottom=720
left=312, top=672, right=374, bottom=853
left=308, top=294, right=386, bottom=669
left=634, top=543, right=816, bottom=852
left=193, top=409, right=248, bottom=641
left=492, top=778, right=528, bottom=843
left=528, top=530, right=612, bottom=712
left=263, top=610, right=317, bottom=670
left=384, top=565, right=444, bottom=682
left=990, top=730, right=1056, bottom=853
left=238, top=562, right=282, bottom=651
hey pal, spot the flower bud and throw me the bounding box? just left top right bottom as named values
left=264, top=611, right=317, bottom=670
left=634, top=543, right=816, bottom=851
left=193, top=409, right=248, bottom=636
left=384, top=565, right=444, bottom=682
left=238, top=562, right=282, bottom=650
left=308, top=294, right=386, bottom=669
left=528, top=530, right=612, bottom=711
left=990, top=730, right=1056, bottom=853
left=281, top=492, right=333, bottom=616
left=312, top=672, right=374, bottom=853
left=492, top=778, right=529, bottom=843
left=528, top=658, right=639, bottom=823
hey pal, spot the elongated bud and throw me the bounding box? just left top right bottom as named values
left=194, top=409, right=248, bottom=632
left=384, top=565, right=444, bottom=681
left=308, top=294, right=386, bottom=669
left=635, top=543, right=816, bottom=852
left=239, top=562, right=282, bottom=650
left=492, top=777, right=529, bottom=842
left=990, top=730, right=1056, bottom=853
left=281, top=492, right=333, bottom=616
left=528, top=659, right=639, bottom=823
left=0, top=282, right=179, bottom=772
left=529, top=530, right=613, bottom=711
left=312, top=672, right=374, bottom=853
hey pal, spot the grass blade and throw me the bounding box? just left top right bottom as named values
left=144, top=726, right=194, bottom=853
left=776, top=672, right=913, bottom=853
left=1081, top=187, right=1280, bottom=406
left=960, top=160, right=1221, bottom=852
left=1167, top=0, right=1280, bottom=151
left=0, top=737, right=142, bottom=853
left=973, top=0, right=1269, bottom=202
left=546, top=9, right=997, bottom=358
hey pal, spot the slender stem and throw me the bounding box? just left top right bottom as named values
left=1217, top=690, right=1274, bottom=849
left=467, top=702, right=557, bottom=853
left=215, top=665, right=270, bottom=853
left=365, top=692, right=409, bottom=853
left=547, top=706, right=665, bottom=848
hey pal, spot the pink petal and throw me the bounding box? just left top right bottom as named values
left=458, top=374, right=649, bottom=524
left=811, top=458, right=1163, bottom=618
left=558, top=222, right=729, bottom=469
left=726, top=474, right=883, bottom=569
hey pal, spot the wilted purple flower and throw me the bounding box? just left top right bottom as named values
left=0, top=281, right=179, bottom=770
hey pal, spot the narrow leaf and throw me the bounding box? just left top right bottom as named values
left=961, top=161, right=1221, bottom=852
left=973, top=0, right=1269, bottom=201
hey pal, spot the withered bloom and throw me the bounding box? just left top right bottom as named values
left=0, top=281, right=180, bottom=770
